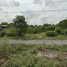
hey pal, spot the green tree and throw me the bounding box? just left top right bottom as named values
left=42, top=23, right=49, bottom=30
left=55, top=27, right=62, bottom=34
left=0, top=22, right=8, bottom=25
left=12, top=15, right=27, bottom=35
left=57, top=18, right=67, bottom=29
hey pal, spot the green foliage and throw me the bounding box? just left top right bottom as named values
left=64, top=29, right=67, bottom=35
left=0, top=42, right=11, bottom=59
left=42, top=23, right=50, bottom=30
left=1, top=43, right=67, bottom=67
left=55, top=46, right=59, bottom=51
left=28, top=27, right=35, bottom=34
left=0, top=22, right=8, bottom=25
left=45, top=26, right=56, bottom=31
left=56, top=56, right=63, bottom=62
left=31, top=48, right=37, bottom=54
left=46, top=31, right=58, bottom=37
left=55, top=27, right=62, bottom=34
left=0, top=30, right=6, bottom=37
left=2, top=58, right=22, bottom=67
left=6, top=27, right=18, bottom=36
left=57, top=19, right=67, bottom=29
left=28, top=25, right=42, bottom=34
left=2, top=55, right=67, bottom=67
left=38, top=45, right=43, bottom=51
left=0, top=27, right=18, bottom=37
left=22, top=51, right=27, bottom=56
left=34, top=25, right=42, bottom=33
left=11, top=44, right=33, bottom=53
left=12, top=15, right=27, bottom=35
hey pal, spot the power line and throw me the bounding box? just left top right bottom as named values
left=0, top=1, right=67, bottom=6
left=0, top=9, right=67, bottom=14
left=0, top=17, right=66, bottom=19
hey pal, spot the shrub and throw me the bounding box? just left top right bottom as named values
left=46, top=31, right=58, bottom=37
left=0, top=30, right=6, bottom=37
left=34, top=26, right=42, bottom=33
left=28, top=27, right=35, bottom=34
left=64, top=29, right=67, bottom=35
left=55, top=27, right=62, bottom=34
left=6, top=27, right=18, bottom=36
left=45, top=26, right=56, bottom=31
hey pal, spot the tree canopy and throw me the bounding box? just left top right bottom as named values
left=12, top=15, right=27, bottom=35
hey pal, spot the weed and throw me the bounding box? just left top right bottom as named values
left=60, top=50, right=64, bottom=53
left=65, top=49, right=67, bottom=52
left=22, top=51, right=27, bottom=56
left=31, top=48, right=37, bottom=54
left=38, top=45, right=43, bottom=51
left=56, top=56, right=63, bottom=62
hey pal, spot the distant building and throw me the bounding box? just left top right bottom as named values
left=0, top=25, right=9, bottom=30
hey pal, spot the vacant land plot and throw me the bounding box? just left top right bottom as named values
left=0, top=43, right=67, bottom=67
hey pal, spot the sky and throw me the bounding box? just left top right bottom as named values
left=0, top=0, right=67, bottom=25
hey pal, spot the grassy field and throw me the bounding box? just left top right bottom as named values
left=0, top=43, right=67, bottom=67
left=0, top=32, right=67, bottom=40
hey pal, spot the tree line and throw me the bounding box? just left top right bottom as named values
left=0, top=15, right=67, bottom=37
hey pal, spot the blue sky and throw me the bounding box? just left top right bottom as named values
left=0, top=0, right=67, bottom=25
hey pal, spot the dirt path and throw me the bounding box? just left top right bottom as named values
left=0, top=40, right=67, bottom=45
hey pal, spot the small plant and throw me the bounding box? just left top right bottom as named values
left=60, top=50, right=64, bottom=53
left=46, top=31, right=58, bottom=37
left=65, top=49, right=67, bottom=52
left=55, top=46, right=59, bottom=51
left=63, top=44, right=67, bottom=48
left=22, top=51, right=27, bottom=56
left=31, top=48, right=37, bottom=54
left=50, top=45, right=55, bottom=50
left=54, top=62, right=61, bottom=67
left=56, top=56, right=63, bottom=62
left=45, top=45, right=51, bottom=49
left=38, top=46, right=43, bottom=51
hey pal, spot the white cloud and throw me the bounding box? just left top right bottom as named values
left=0, top=0, right=67, bottom=25
left=10, top=0, right=20, bottom=7
left=0, top=7, right=3, bottom=11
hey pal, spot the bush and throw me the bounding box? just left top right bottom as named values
left=28, top=27, right=35, bottom=34
left=6, top=27, right=18, bottom=36
left=55, top=27, right=62, bottom=34
left=64, top=29, right=67, bottom=35
left=45, top=26, right=56, bottom=31
left=46, top=31, right=58, bottom=37
left=0, top=30, right=6, bottom=37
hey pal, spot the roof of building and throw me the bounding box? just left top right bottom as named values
left=0, top=25, right=8, bottom=27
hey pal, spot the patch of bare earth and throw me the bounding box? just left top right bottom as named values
left=37, top=49, right=67, bottom=62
